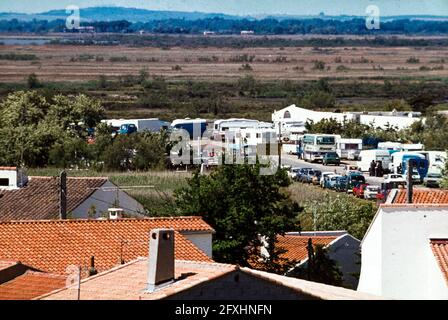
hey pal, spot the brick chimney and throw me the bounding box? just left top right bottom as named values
left=147, top=229, right=175, bottom=292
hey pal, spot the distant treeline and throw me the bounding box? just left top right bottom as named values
left=1, top=17, right=448, bottom=35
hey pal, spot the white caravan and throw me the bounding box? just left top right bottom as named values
left=357, top=150, right=391, bottom=172
left=336, top=138, right=363, bottom=160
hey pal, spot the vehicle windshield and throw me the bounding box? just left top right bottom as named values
left=317, top=137, right=335, bottom=145
left=351, top=175, right=366, bottom=182
left=428, top=173, right=442, bottom=178
left=367, top=186, right=380, bottom=191
left=391, top=175, right=402, bottom=179
left=326, top=152, right=338, bottom=157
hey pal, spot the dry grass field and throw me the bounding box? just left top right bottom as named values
left=0, top=43, right=447, bottom=83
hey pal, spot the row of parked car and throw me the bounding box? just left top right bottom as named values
left=287, top=166, right=385, bottom=201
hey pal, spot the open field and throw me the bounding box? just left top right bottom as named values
left=0, top=44, right=447, bottom=82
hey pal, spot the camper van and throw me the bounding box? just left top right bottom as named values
left=357, top=150, right=391, bottom=172
left=336, top=138, right=363, bottom=160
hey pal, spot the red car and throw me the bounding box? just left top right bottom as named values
left=352, top=183, right=369, bottom=198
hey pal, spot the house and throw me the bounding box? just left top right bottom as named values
left=0, top=260, right=67, bottom=300
left=0, top=217, right=214, bottom=276
left=37, top=229, right=381, bottom=300
left=357, top=189, right=448, bottom=299
left=0, top=167, right=145, bottom=220
left=254, top=231, right=361, bottom=289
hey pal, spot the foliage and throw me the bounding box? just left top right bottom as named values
left=174, top=164, right=302, bottom=268
left=289, top=242, right=343, bottom=286
left=0, top=91, right=104, bottom=167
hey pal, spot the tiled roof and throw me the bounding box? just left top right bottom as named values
left=392, top=189, right=448, bottom=204
left=430, top=239, right=448, bottom=284
left=275, top=235, right=339, bottom=262
left=248, top=234, right=339, bottom=270
left=39, top=259, right=236, bottom=300
left=39, top=258, right=382, bottom=300
left=0, top=271, right=67, bottom=300
left=0, top=218, right=213, bottom=275
left=0, top=259, right=18, bottom=272
left=0, top=176, right=108, bottom=221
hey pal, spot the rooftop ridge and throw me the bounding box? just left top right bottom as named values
left=0, top=216, right=208, bottom=225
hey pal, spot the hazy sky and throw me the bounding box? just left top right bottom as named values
left=1, top=0, right=447, bottom=16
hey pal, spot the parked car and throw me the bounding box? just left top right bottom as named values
left=334, top=176, right=349, bottom=192
left=343, top=164, right=361, bottom=175
left=311, top=170, right=322, bottom=185
left=301, top=169, right=320, bottom=184
left=346, top=173, right=366, bottom=193
left=353, top=183, right=369, bottom=198
left=383, top=173, right=407, bottom=186
left=323, top=152, right=341, bottom=166
left=297, top=168, right=313, bottom=182
left=288, top=167, right=301, bottom=180
left=423, top=172, right=443, bottom=188
left=364, top=185, right=381, bottom=200
left=325, top=174, right=343, bottom=189
left=320, top=171, right=335, bottom=188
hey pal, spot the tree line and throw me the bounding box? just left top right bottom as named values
left=1, top=17, right=448, bottom=35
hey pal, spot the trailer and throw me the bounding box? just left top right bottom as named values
left=336, top=138, right=363, bottom=160
left=102, top=118, right=171, bottom=133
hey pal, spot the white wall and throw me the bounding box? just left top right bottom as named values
left=327, top=235, right=361, bottom=289
left=359, top=115, right=420, bottom=130
left=181, top=232, right=213, bottom=258
left=358, top=206, right=448, bottom=299
left=357, top=212, right=383, bottom=296
left=72, top=180, right=146, bottom=218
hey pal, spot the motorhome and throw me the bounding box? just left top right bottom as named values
left=357, top=149, right=391, bottom=172
left=336, top=138, right=363, bottom=160
left=171, top=118, right=207, bottom=139
left=299, top=134, right=340, bottom=162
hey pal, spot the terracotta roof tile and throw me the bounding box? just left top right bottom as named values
left=0, top=259, right=18, bottom=272
left=39, top=258, right=382, bottom=300
left=276, top=235, right=338, bottom=262
left=38, top=259, right=236, bottom=300
left=430, top=239, right=448, bottom=284
left=0, top=176, right=108, bottom=221
left=392, top=189, right=448, bottom=204
left=0, top=218, right=213, bottom=275
left=0, top=271, right=67, bottom=300
left=248, top=235, right=338, bottom=269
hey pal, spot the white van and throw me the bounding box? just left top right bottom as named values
left=357, top=150, right=391, bottom=172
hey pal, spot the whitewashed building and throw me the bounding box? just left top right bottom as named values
left=357, top=189, right=448, bottom=299
left=272, top=105, right=422, bottom=134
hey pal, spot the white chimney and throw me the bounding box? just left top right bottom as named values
left=147, top=229, right=175, bottom=292
left=0, top=167, right=28, bottom=190
left=108, top=208, right=124, bottom=220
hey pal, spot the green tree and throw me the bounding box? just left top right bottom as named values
left=174, top=164, right=301, bottom=268
left=27, top=73, right=41, bottom=89
left=289, top=241, right=343, bottom=286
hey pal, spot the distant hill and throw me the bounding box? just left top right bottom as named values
left=0, top=7, right=447, bottom=23
left=0, top=7, right=247, bottom=22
